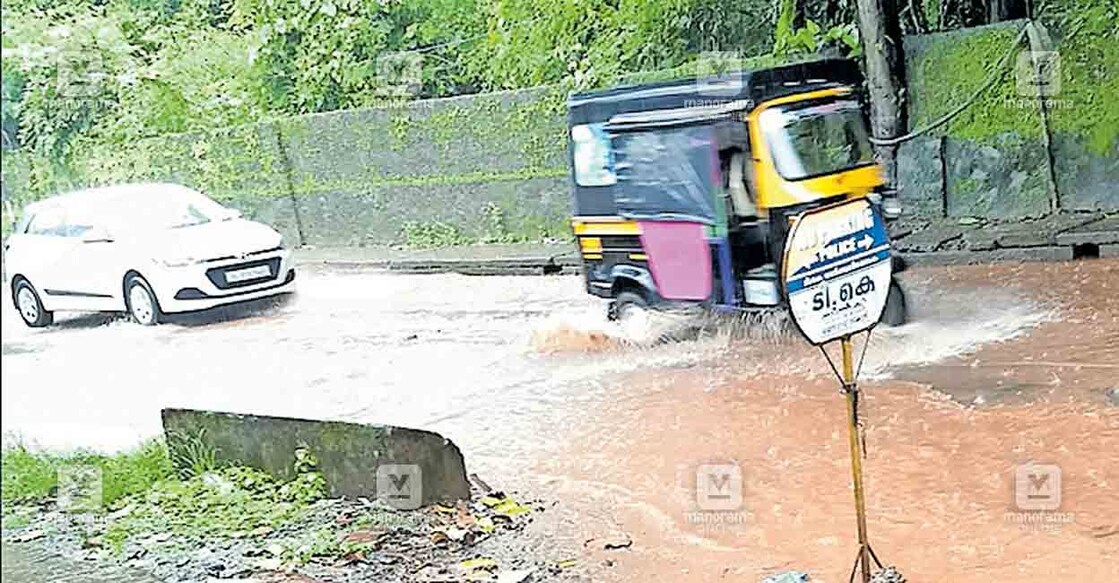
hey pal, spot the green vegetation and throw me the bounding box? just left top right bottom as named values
left=101, top=461, right=326, bottom=554
left=908, top=0, right=1118, bottom=153
left=1039, top=0, right=1119, bottom=154
left=3, top=0, right=1113, bottom=242
left=0, top=0, right=790, bottom=159
left=0, top=0, right=871, bottom=246
left=401, top=220, right=471, bottom=248
left=2, top=441, right=174, bottom=505
left=909, top=23, right=1043, bottom=141
left=2, top=442, right=336, bottom=561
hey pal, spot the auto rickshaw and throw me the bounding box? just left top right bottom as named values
left=566, top=59, right=907, bottom=325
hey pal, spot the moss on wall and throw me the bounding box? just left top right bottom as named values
left=1042, top=0, right=1119, bottom=156
left=903, top=3, right=1118, bottom=214
left=906, top=21, right=1043, bottom=141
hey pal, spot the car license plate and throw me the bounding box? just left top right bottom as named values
left=226, top=265, right=272, bottom=283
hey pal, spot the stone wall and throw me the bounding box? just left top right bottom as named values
left=897, top=14, right=1118, bottom=218
left=1, top=88, right=571, bottom=246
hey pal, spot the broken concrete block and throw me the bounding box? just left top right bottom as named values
left=161, top=408, right=470, bottom=506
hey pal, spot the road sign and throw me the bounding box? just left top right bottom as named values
left=781, top=199, right=892, bottom=345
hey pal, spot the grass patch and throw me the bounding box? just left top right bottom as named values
left=4, top=442, right=331, bottom=560
left=102, top=463, right=326, bottom=553
left=2, top=441, right=174, bottom=506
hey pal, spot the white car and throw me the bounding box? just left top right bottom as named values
left=5, top=183, right=295, bottom=327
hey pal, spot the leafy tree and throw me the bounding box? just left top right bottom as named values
left=2, top=7, right=140, bottom=157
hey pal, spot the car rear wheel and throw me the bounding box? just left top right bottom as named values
left=125, top=275, right=162, bottom=326
left=13, top=278, right=53, bottom=328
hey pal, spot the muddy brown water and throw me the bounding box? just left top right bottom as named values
left=2, top=260, right=1117, bottom=581
left=530, top=260, right=1119, bottom=582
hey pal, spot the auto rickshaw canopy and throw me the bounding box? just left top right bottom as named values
left=566, top=59, right=864, bottom=223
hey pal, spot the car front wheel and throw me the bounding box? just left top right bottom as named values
left=125, top=275, right=163, bottom=326
left=13, top=278, right=53, bottom=328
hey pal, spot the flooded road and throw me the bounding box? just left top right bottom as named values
left=3, top=259, right=1117, bottom=581
left=535, top=260, right=1119, bottom=582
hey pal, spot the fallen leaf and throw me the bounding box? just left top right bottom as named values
left=455, top=501, right=477, bottom=529
left=459, top=557, right=498, bottom=571
left=488, top=498, right=531, bottom=518
left=340, top=530, right=382, bottom=545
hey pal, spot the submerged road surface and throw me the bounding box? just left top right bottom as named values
left=3, top=260, right=1117, bottom=582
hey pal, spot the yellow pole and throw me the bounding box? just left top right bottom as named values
left=842, top=335, right=872, bottom=583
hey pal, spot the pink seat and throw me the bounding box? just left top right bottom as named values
left=638, top=221, right=712, bottom=300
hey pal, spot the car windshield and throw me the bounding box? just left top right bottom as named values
left=761, top=98, right=875, bottom=181
left=103, top=190, right=237, bottom=232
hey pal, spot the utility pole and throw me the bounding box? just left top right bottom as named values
left=854, top=0, right=908, bottom=183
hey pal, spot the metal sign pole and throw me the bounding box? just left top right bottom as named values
left=841, top=335, right=872, bottom=583
left=782, top=200, right=900, bottom=582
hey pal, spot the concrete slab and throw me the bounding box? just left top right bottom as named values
left=891, top=220, right=970, bottom=253
left=1055, top=214, right=1119, bottom=246
left=162, top=409, right=471, bottom=506
left=962, top=213, right=1104, bottom=250
left=902, top=246, right=1074, bottom=266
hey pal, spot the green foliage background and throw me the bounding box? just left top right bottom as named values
left=1, top=0, right=1115, bottom=240
left=1, top=0, right=792, bottom=160
left=1, top=0, right=855, bottom=243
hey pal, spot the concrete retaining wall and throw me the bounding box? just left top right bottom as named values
left=161, top=408, right=471, bottom=506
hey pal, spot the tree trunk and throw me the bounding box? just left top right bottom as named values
left=855, top=0, right=908, bottom=183
left=989, top=0, right=1028, bottom=22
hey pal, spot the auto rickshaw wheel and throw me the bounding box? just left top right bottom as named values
left=608, top=291, right=648, bottom=322
left=880, top=279, right=908, bottom=327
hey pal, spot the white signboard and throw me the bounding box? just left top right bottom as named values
left=781, top=199, right=892, bottom=345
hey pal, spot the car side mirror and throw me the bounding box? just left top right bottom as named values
left=81, top=226, right=114, bottom=244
